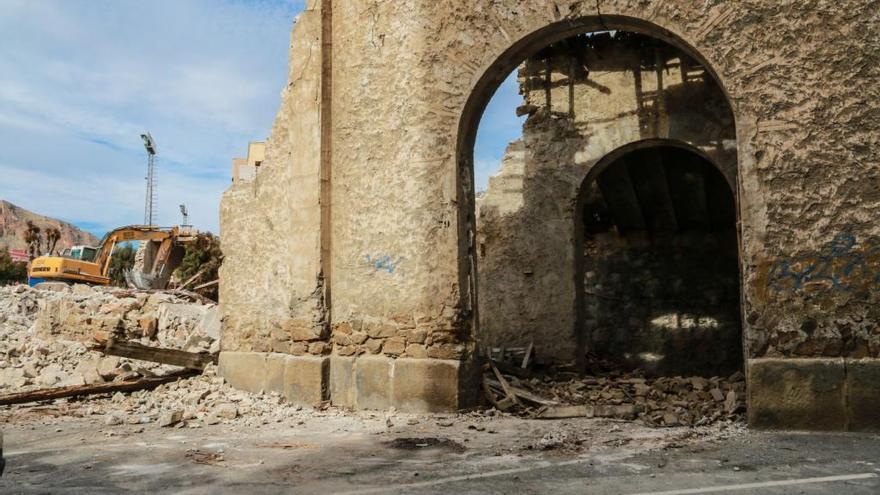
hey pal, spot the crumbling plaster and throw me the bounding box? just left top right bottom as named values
left=219, top=0, right=880, bottom=417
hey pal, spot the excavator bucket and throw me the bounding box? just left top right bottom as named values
left=124, top=269, right=162, bottom=290
left=127, top=241, right=187, bottom=290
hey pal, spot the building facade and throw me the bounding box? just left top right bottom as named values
left=219, top=1, right=880, bottom=429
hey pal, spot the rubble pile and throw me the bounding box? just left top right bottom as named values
left=60, top=364, right=316, bottom=429
left=0, top=284, right=219, bottom=394
left=486, top=362, right=746, bottom=427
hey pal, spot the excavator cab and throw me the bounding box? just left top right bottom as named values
left=62, top=246, right=99, bottom=262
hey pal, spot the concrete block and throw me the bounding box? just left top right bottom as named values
left=846, top=358, right=880, bottom=432
left=748, top=358, right=846, bottom=431
left=282, top=355, right=329, bottom=406
left=218, top=352, right=268, bottom=393
left=354, top=356, right=393, bottom=410
left=265, top=354, right=287, bottom=394
left=330, top=355, right=356, bottom=408
left=392, top=359, right=467, bottom=413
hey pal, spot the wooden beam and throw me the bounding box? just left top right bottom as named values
left=179, top=267, right=209, bottom=290
left=596, top=157, right=647, bottom=233
left=485, top=378, right=558, bottom=406
left=96, top=339, right=217, bottom=371
left=490, top=361, right=521, bottom=406
left=665, top=152, right=710, bottom=230
left=521, top=342, right=534, bottom=369
left=192, top=279, right=219, bottom=291
left=629, top=152, right=678, bottom=232
left=536, top=403, right=639, bottom=420
left=0, top=370, right=196, bottom=407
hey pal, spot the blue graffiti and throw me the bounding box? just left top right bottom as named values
left=767, top=234, right=880, bottom=293
left=365, top=254, right=406, bottom=274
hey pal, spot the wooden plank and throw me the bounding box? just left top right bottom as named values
left=490, top=361, right=520, bottom=406
left=536, top=404, right=639, bottom=420
left=179, top=267, right=209, bottom=290
left=482, top=377, right=515, bottom=411
left=97, top=339, right=216, bottom=371
left=192, top=279, right=219, bottom=291
left=596, top=157, right=647, bottom=233
left=521, top=342, right=534, bottom=369
left=485, top=378, right=558, bottom=406
left=0, top=370, right=196, bottom=407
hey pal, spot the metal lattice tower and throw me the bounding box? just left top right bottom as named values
left=141, top=133, right=158, bottom=226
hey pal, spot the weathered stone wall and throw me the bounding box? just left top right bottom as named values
left=219, top=6, right=329, bottom=357
left=477, top=33, right=735, bottom=363
left=219, top=0, right=880, bottom=424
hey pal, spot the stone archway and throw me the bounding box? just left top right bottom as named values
left=471, top=28, right=739, bottom=368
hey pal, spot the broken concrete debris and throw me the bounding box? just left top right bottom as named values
left=483, top=361, right=746, bottom=427
left=1, top=284, right=746, bottom=433
left=0, top=284, right=219, bottom=394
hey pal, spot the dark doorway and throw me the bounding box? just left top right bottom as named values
left=580, top=145, right=742, bottom=377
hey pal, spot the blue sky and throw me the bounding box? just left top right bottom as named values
left=0, top=1, right=523, bottom=238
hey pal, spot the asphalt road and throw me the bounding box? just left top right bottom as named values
left=1, top=418, right=878, bottom=494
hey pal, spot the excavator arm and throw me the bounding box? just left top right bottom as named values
left=95, top=226, right=174, bottom=279
left=103, top=225, right=199, bottom=289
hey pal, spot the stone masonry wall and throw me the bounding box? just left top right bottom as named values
left=219, top=5, right=330, bottom=358
left=477, top=32, right=735, bottom=363
left=219, top=1, right=880, bottom=420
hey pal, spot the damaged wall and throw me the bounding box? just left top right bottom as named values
left=219, top=6, right=330, bottom=357
left=477, top=32, right=736, bottom=364
left=219, top=0, right=880, bottom=426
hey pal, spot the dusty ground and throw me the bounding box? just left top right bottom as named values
left=2, top=401, right=879, bottom=494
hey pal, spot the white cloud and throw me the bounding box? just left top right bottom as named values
left=0, top=0, right=528, bottom=234
left=0, top=0, right=302, bottom=235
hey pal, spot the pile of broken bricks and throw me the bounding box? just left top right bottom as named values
left=483, top=355, right=746, bottom=427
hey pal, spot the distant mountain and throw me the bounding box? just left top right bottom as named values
left=0, top=200, right=101, bottom=254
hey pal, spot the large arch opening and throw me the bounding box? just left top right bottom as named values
left=577, top=142, right=742, bottom=377
left=464, top=17, right=743, bottom=381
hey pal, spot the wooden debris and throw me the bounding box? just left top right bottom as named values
left=94, top=338, right=217, bottom=371
left=481, top=353, right=746, bottom=427
left=0, top=370, right=196, bottom=406
left=482, top=376, right=514, bottom=411
left=485, top=378, right=557, bottom=406
left=191, top=279, right=219, bottom=291
left=179, top=267, right=210, bottom=290
left=521, top=342, right=534, bottom=369
left=490, top=361, right=520, bottom=406
left=170, top=288, right=215, bottom=305
left=536, top=404, right=638, bottom=420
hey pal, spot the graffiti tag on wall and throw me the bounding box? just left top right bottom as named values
left=364, top=254, right=406, bottom=274
left=766, top=234, right=880, bottom=293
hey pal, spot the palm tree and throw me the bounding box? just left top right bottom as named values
left=45, top=227, right=61, bottom=255
left=23, top=221, right=42, bottom=260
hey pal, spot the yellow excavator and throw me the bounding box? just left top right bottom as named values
left=28, top=225, right=198, bottom=289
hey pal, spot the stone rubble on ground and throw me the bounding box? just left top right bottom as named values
left=1, top=284, right=750, bottom=433
left=493, top=367, right=747, bottom=427
left=0, top=284, right=219, bottom=394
